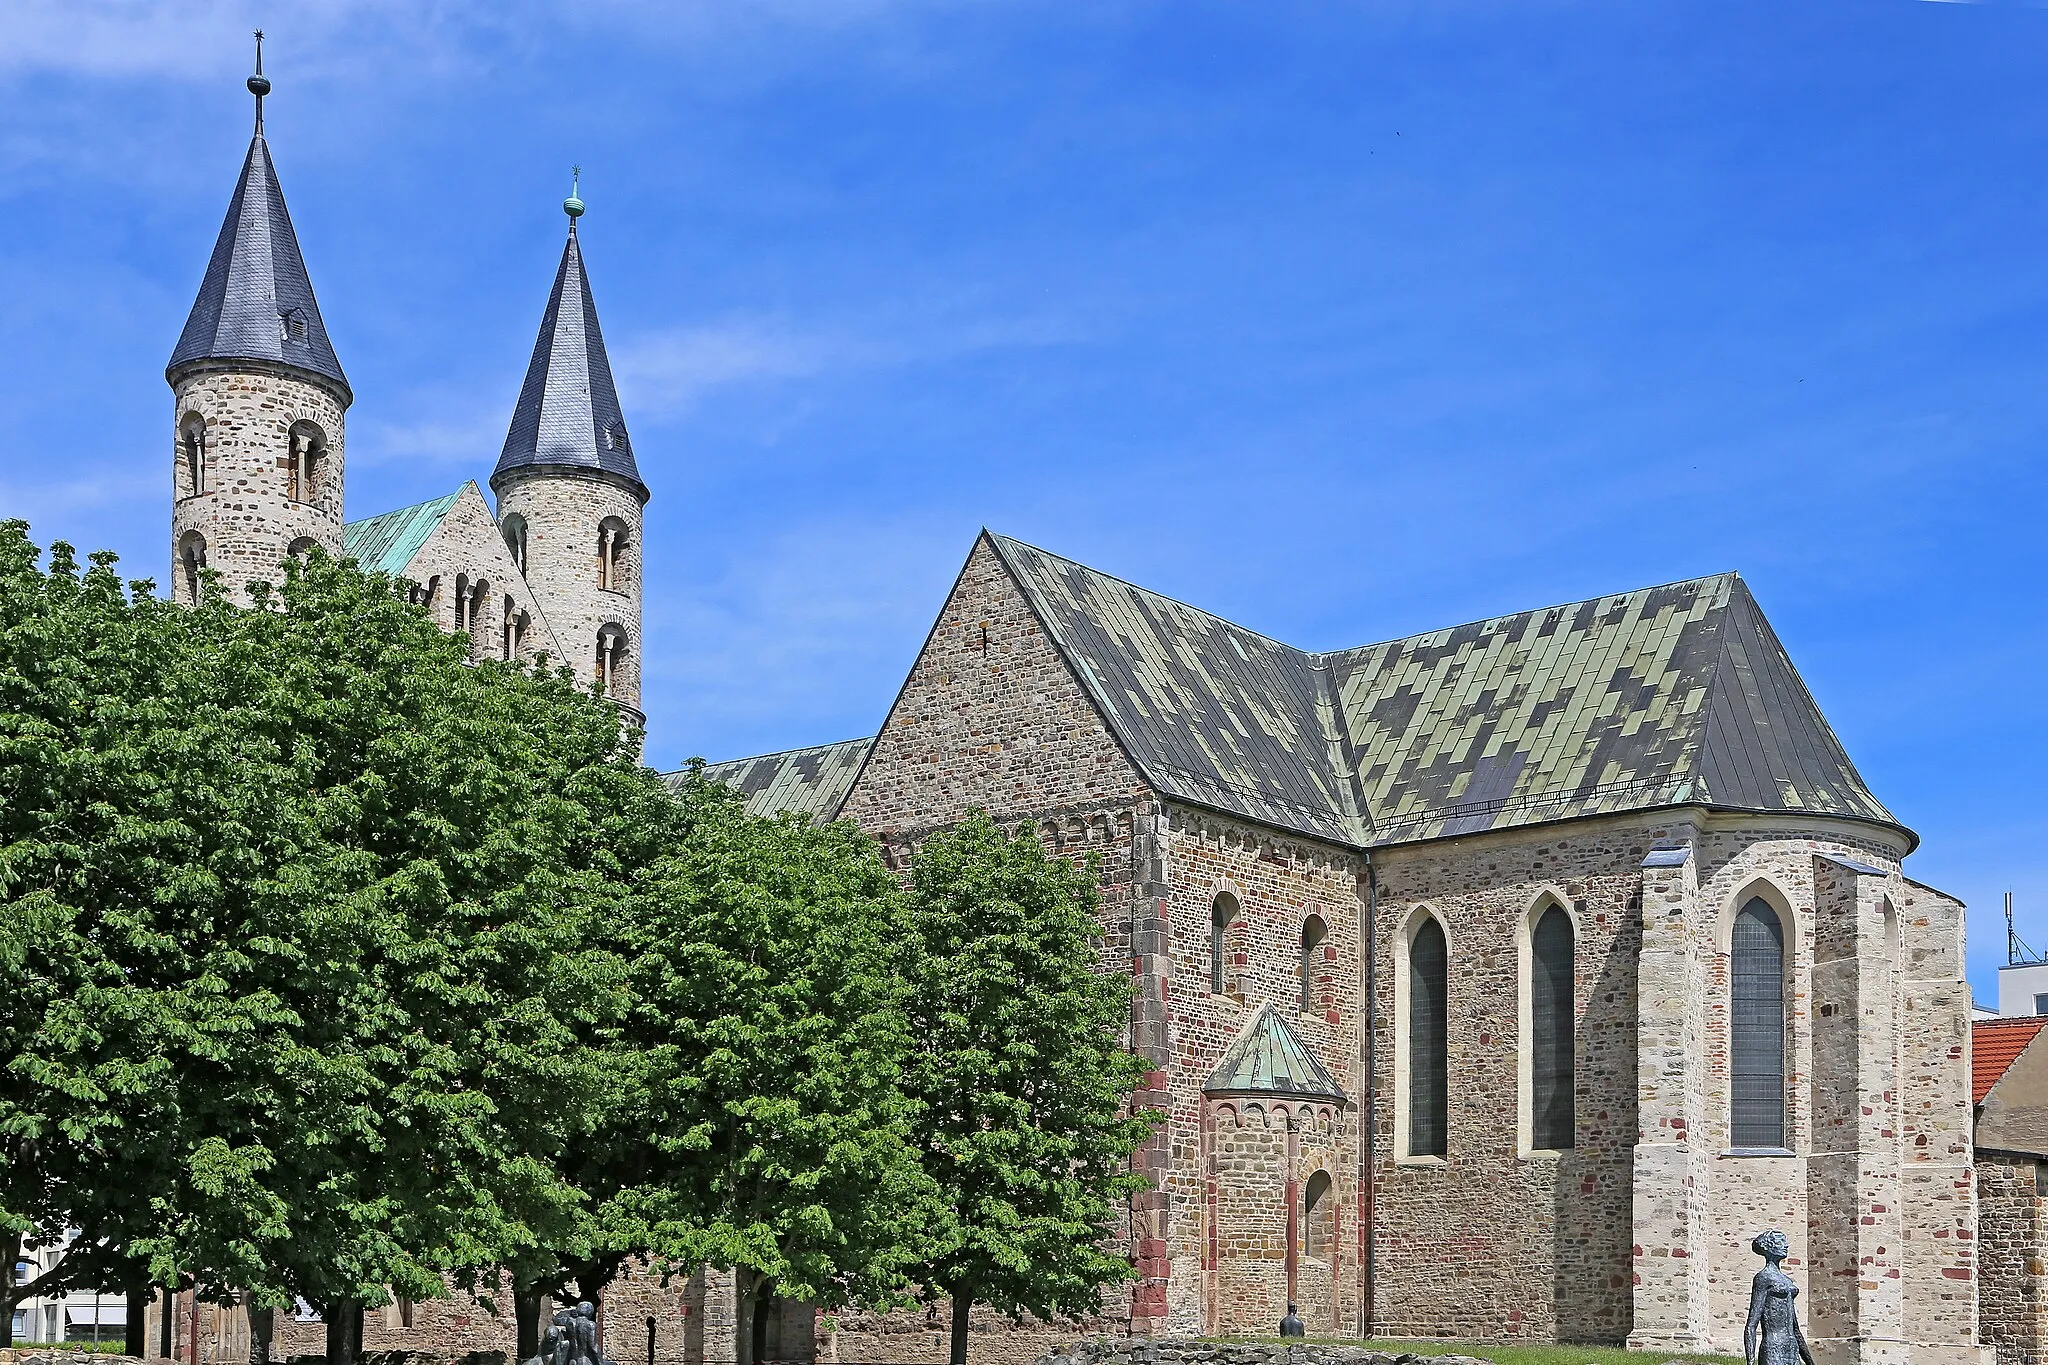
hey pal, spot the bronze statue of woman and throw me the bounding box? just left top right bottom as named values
left=1746, top=1229, right=1815, bottom=1365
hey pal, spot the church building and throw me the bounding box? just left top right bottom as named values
left=150, top=52, right=2033, bottom=1365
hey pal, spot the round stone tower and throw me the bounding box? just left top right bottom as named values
left=168, top=47, right=351, bottom=606
left=491, top=181, right=649, bottom=723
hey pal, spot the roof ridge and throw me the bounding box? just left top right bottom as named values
left=343, top=487, right=464, bottom=529
left=695, top=736, right=873, bottom=771
left=987, top=532, right=1316, bottom=657
left=1316, top=569, right=1743, bottom=662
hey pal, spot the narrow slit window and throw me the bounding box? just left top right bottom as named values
left=1209, top=893, right=1239, bottom=995
left=1529, top=905, right=1575, bottom=1150
left=1731, top=898, right=1787, bottom=1149
left=1407, top=917, right=1449, bottom=1157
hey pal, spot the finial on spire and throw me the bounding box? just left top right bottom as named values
left=247, top=30, right=270, bottom=134
left=564, top=165, right=585, bottom=222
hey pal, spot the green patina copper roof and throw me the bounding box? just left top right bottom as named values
left=342, top=489, right=463, bottom=577
left=683, top=738, right=874, bottom=822
left=692, top=533, right=1906, bottom=852
left=1204, top=1004, right=1346, bottom=1102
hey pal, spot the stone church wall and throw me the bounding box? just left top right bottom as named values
left=1977, top=1156, right=2047, bottom=1365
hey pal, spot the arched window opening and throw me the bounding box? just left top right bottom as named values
left=453, top=574, right=470, bottom=631
left=421, top=575, right=440, bottom=614
left=1300, top=914, right=1329, bottom=1015
left=598, top=517, right=629, bottom=592
left=180, top=414, right=208, bottom=498
left=287, top=537, right=317, bottom=560
left=596, top=625, right=627, bottom=698
left=1407, top=916, right=1449, bottom=1158
left=1209, top=892, right=1240, bottom=996
left=178, top=531, right=207, bottom=604
left=287, top=422, right=326, bottom=504
left=1302, top=1169, right=1335, bottom=1265
left=1530, top=905, right=1576, bottom=1151
left=502, top=515, right=527, bottom=575
left=465, top=579, right=490, bottom=660
left=1731, top=897, right=1787, bottom=1150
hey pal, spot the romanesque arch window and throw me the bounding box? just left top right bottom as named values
left=1209, top=892, right=1240, bottom=995
left=502, top=515, right=528, bottom=575
left=501, top=595, right=521, bottom=661
left=179, top=530, right=207, bottom=604
left=1529, top=904, right=1575, bottom=1151
left=1406, top=916, right=1449, bottom=1158
left=1299, top=914, right=1328, bottom=1015
left=454, top=574, right=470, bottom=631
left=597, top=517, right=629, bottom=592
left=1302, top=1169, right=1335, bottom=1265
left=1731, top=897, right=1787, bottom=1150
left=287, top=537, right=317, bottom=560
left=596, top=624, right=627, bottom=698
left=466, top=578, right=491, bottom=659
left=179, top=414, right=208, bottom=498
left=287, top=422, right=326, bottom=504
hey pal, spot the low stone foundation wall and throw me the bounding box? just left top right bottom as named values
left=1035, top=1344, right=1494, bottom=1365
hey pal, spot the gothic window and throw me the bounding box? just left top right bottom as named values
left=1406, top=916, right=1449, bottom=1158
left=179, top=414, right=208, bottom=497
left=597, top=517, right=629, bottom=592
left=178, top=530, right=207, bottom=604
left=1299, top=914, right=1329, bottom=1015
left=1302, top=1169, right=1335, bottom=1265
left=1529, top=904, right=1575, bottom=1151
left=595, top=624, right=627, bottom=698
left=1209, top=892, right=1240, bottom=995
left=502, top=515, right=527, bottom=575
left=287, top=422, right=325, bottom=504
left=1731, top=897, right=1787, bottom=1150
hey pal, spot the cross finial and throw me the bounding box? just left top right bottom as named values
left=247, top=30, right=271, bottom=135
left=564, top=165, right=586, bottom=222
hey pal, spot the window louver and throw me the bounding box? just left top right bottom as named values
left=1731, top=898, right=1787, bottom=1149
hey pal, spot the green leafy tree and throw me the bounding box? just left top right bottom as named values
left=901, top=813, right=1159, bottom=1365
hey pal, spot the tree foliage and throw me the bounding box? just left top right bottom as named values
left=901, top=813, right=1159, bottom=1365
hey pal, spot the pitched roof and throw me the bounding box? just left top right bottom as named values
left=990, top=534, right=1901, bottom=850
left=168, top=134, right=348, bottom=397
left=342, top=489, right=462, bottom=577
left=687, top=739, right=874, bottom=821
left=695, top=533, right=1906, bottom=851
left=491, top=225, right=644, bottom=499
left=1974, top=1018, right=2048, bottom=1105
left=1203, top=1004, right=1347, bottom=1102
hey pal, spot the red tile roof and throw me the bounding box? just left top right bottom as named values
left=1973, top=1018, right=2048, bottom=1104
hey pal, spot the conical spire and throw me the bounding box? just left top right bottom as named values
left=167, top=64, right=348, bottom=398
left=492, top=197, right=644, bottom=499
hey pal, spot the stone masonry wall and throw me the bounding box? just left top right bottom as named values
left=170, top=361, right=348, bottom=606
left=398, top=484, right=565, bottom=669
left=1164, top=807, right=1365, bottom=1340
left=493, top=469, right=644, bottom=716
left=1978, top=1157, right=2046, bottom=1365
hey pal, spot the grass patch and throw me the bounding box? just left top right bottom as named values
left=1210, top=1340, right=1742, bottom=1365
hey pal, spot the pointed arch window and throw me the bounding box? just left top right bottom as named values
left=1209, top=892, right=1240, bottom=996
left=1529, top=905, right=1575, bottom=1151
left=179, top=414, right=208, bottom=498
left=1731, top=897, right=1787, bottom=1150
left=1299, top=914, right=1329, bottom=1015
left=1406, top=916, right=1449, bottom=1158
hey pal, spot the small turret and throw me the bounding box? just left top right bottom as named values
left=167, top=33, right=349, bottom=605
left=491, top=175, right=648, bottom=723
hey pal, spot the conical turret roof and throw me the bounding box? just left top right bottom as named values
left=168, top=133, right=349, bottom=399
left=492, top=224, right=645, bottom=499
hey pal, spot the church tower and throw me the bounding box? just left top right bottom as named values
left=491, top=179, right=649, bottom=723
left=167, top=38, right=350, bottom=606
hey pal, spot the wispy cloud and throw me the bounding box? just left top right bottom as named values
left=353, top=399, right=510, bottom=471
left=0, top=471, right=157, bottom=522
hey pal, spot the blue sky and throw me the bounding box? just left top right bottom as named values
left=2, top=1, right=2044, bottom=1000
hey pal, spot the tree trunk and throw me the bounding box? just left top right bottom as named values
left=514, top=1283, right=546, bottom=1364
left=251, top=1302, right=275, bottom=1365
left=948, top=1292, right=970, bottom=1365
left=324, top=1300, right=362, bottom=1365
left=159, top=1284, right=176, bottom=1361
left=125, top=1286, right=148, bottom=1358
left=1, top=1230, right=18, bottom=1349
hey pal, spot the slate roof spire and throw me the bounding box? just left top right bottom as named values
left=166, top=41, right=349, bottom=400
left=491, top=179, right=646, bottom=500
